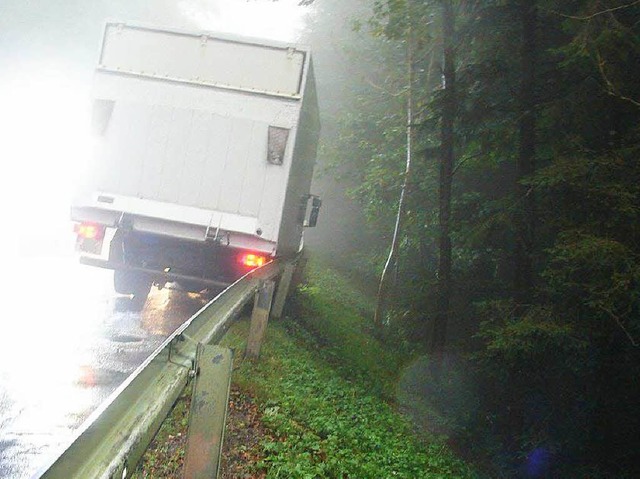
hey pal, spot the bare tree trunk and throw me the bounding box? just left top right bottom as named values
left=430, top=0, right=456, bottom=354
left=515, top=0, right=537, bottom=302
left=374, top=7, right=416, bottom=327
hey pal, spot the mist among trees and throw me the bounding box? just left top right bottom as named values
left=305, top=0, right=640, bottom=476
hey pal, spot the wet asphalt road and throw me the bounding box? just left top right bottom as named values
left=0, top=256, right=207, bottom=479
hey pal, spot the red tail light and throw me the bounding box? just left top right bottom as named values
left=239, top=253, right=267, bottom=268
left=75, top=223, right=105, bottom=241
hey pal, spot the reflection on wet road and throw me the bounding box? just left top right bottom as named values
left=0, top=256, right=207, bottom=478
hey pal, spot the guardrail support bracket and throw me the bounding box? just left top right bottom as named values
left=246, top=280, right=276, bottom=359
left=271, top=263, right=295, bottom=319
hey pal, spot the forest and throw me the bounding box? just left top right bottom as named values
left=303, top=0, right=640, bottom=476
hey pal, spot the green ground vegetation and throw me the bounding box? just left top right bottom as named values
left=131, top=392, right=190, bottom=478
left=220, top=260, right=477, bottom=479
left=225, top=322, right=474, bottom=478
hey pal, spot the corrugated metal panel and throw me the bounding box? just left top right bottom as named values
left=139, top=104, right=170, bottom=201
left=259, top=139, right=292, bottom=243
left=94, top=102, right=282, bottom=228
left=196, top=113, right=234, bottom=212
left=216, top=117, right=255, bottom=214
left=178, top=109, right=213, bottom=208
left=238, top=124, right=269, bottom=217
left=158, top=107, right=195, bottom=204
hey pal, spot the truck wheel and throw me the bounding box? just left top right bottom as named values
left=114, top=270, right=152, bottom=299
left=114, top=271, right=152, bottom=311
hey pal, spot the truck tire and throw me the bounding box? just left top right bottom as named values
left=114, top=270, right=152, bottom=299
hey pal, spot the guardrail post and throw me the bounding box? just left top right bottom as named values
left=271, top=262, right=295, bottom=319
left=245, top=280, right=276, bottom=359
left=183, top=345, right=233, bottom=479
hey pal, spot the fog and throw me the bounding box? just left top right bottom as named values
left=0, top=0, right=310, bottom=262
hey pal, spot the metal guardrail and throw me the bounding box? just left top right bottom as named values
left=34, top=260, right=284, bottom=479
left=182, top=344, right=233, bottom=478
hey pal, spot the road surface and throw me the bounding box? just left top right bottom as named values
left=0, top=255, right=206, bottom=478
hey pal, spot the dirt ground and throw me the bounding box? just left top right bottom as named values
left=135, top=385, right=270, bottom=478
left=219, top=387, right=271, bottom=478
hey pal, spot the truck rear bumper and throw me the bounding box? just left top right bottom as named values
left=79, top=256, right=232, bottom=289
left=71, top=195, right=277, bottom=254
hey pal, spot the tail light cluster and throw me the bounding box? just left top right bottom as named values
left=74, top=222, right=106, bottom=255
left=75, top=223, right=106, bottom=241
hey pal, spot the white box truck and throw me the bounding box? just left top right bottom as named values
left=72, top=23, right=321, bottom=302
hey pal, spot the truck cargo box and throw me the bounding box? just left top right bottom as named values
left=72, top=23, right=320, bottom=294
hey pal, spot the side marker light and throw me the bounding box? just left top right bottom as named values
left=240, top=253, right=266, bottom=268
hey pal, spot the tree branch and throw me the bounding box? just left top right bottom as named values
left=595, top=49, right=640, bottom=107
left=363, top=76, right=406, bottom=97
left=451, top=151, right=483, bottom=177
left=546, top=0, right=640, bottom=21
left=598, top=305, right=639, bottom=347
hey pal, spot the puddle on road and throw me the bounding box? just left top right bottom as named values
left=76, top=366, right=128, bottom=388
left=110, top=334, right=143, bottom=344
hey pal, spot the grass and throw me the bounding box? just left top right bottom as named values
left=219, top=259, right=477, bottom=478
left=291, top=261, right=403, bottom=399
left=131, top=392, right=190, bottom=478
left=223, top=320, right=476, bottom=478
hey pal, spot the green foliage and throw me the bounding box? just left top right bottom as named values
left=225, top=320, right=476, bottom=479
left=293, top=259, right=403, bottom=397
left=475, top=301, right=588, bottom=373
left=132, top=391, right=190, bottom=478
left=543, top=231, right=640, bottom=344
left=217, top=259, right=479, bottom=478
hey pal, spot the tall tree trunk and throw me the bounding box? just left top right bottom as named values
left=431, top=0, right=456, bottom=354
left=515, top=0, right=537, bottom=302
left=374, top=5, right=416, bottom=327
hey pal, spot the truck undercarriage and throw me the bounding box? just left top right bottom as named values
left=78, top=227, right=270, bottom=305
